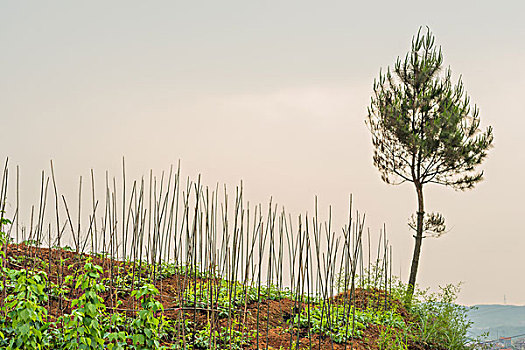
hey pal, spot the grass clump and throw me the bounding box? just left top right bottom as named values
left=410, top=283, right=474, bottom=349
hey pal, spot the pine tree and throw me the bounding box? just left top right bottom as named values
left=367, top=27, right=493, bottom=302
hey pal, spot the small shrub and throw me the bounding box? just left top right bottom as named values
left=411, top=283, right=473, bottom=350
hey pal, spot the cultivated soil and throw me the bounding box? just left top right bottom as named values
left=2, top=243, right=441, bottom=349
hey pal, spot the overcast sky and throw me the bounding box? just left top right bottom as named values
left=1, top=1, right=524, bottom=305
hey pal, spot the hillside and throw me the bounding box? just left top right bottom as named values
left=468, top=304, right=525, bottom=339
left=0, top=243, right=471, bottom=349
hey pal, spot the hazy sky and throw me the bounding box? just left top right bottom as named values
left=1, top=1, right=524, bottom=305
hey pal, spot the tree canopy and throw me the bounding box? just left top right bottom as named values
left=367, top=28, right=493, bottom=191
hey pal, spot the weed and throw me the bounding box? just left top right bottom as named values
left=410, top=283, right=473, bottom=350
left=377, top=326, right=409, bottom=350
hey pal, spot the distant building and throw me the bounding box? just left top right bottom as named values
left=498, top=336, right=511, bottom=349
left=513, top=337, right=525, bottom=350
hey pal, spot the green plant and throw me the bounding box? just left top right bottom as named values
left=183, top=279, right=292, bottom=320
left=52, top=245, right=75, bottom=252
left=160, top=262, right=218, bottom=280
left=104, top=311, right=129, bottom=350
left=289, top=301, right=407, bottom=344
left=194, top=320, right=254, bottom=350
left=20, top=239, right=40, bottom=247
left=290, top=303, right=365, bottom=343
left=377, top=326, right=409, bottom=350
left=0, top=215, right=12, bottom=246
left=411, top=283, right=473, bottom=349
left=183, top=280, right=248, bottom=317
left=0, top=214, right=8, bottom=343
left=48, top=281, right=70, bottom=302
left=130, top=283, right=165, bottom=350
left=62, top=261, right=107, bottom=350
left=161, top=318, right=193, bottom=346
left=3, top=269, right=49, bottom=350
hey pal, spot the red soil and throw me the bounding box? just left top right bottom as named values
left=1, top=244, right=433, bottom=349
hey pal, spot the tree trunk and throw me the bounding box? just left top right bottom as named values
left=406, top=182, right=424, bottom=305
